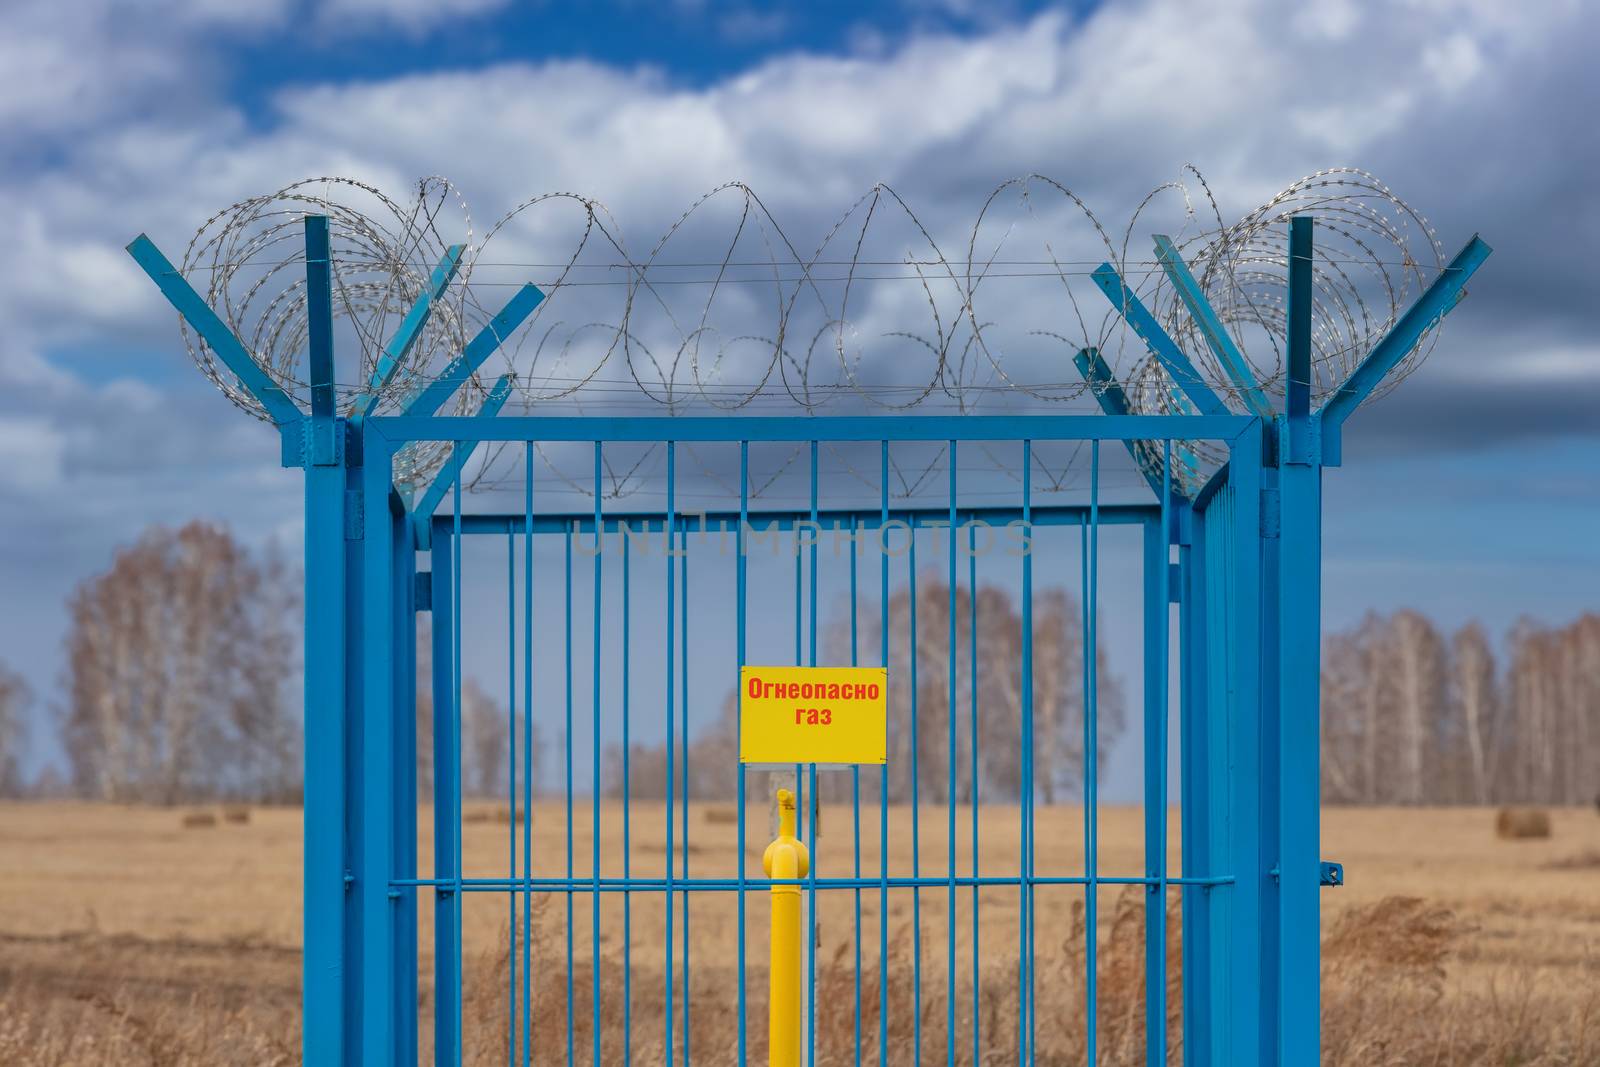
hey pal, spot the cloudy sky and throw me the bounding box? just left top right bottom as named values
left=2, top=0, right=1596, bottom=773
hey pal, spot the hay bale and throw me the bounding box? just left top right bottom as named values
left=1495, top=807, right=1551, bottom=840
left=221, top=804, right=251, bottom=825
left=182, top=810, right=217, bottom=829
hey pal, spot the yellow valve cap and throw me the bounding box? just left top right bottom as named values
left=762, top=788, right=809, bottom=878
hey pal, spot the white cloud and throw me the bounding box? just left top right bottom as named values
left=0, top=417, right=66, bottom=490
left=0, top=0, right=1597, bottom=709
left=319, top=0, right=511, bottom=34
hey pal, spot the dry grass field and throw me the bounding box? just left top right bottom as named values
left=2, top=800, right=1597, bottom=1064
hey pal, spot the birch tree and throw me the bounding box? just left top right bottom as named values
left=60, top=522, right=298, bottom=803
left=0, top=663, right=28, bottom=797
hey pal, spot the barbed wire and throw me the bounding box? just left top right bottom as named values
left=174, top=168, right=1445, bottom=498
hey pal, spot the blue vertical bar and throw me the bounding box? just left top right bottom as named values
left=450, top=456, right=465, bottom=1064
left=593, top=443, right=605, bottom=1067
left=795, top=516, right=804, bottom=869
left=304, top=438, right=347, bottom=1067
left=1227, top=427, right=1268, bottom=1065
left=394, top=512, right=417, bottom=1067
left=877, top=442, right=890, bottom=1067
left=1202, top=479, right=1236, bottom=1065
left=564, top=526, right=575, bottom=1067
left=358, top=430, right=397, bottom=1066
left=1085, top=441, right=1101, bottom=1065
left=621, top=505, right=633, bottom=1067
left=664, top=442, right=676, bottom=1067
left=806, top=439, right=819, bottom=1067
left=523, top=445, right=534, bottom=1067
left=736, top=442, right=750, bottom=1065
left=1017, top=444, right=1030, bottom=1067
left=946, top=441, right=958, bottom=1067
left=507, top=531, right=518, bottom=1064
left=431, top=519, right=461, bottom=1067
left=1279, top=215, right=1323, bottom=1062
left=1142, top=444, right=1173, bottom=1063
left=1179, top=501, right=1214, bottom=1067
left=680, top=507, right=692, bottom=1065
left=967, top=521, right=979, bottom=1067
left=907, top=516, right=923, bottom=1065
left=1019, top=442, right=1034, bottom=1067
left=849, top=514, right=863, bottom=1067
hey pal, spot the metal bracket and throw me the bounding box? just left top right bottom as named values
left=1167, top=562, right=1182, bottom=604
left=414, top=571, right=432, bottom=612
left=305, top=417, right=344, bottom=467
left=1281, top=414, right=1321, bottom=468
left=281, top=417, right=356, bottom=469
left=1319, top=861, right=1344, bottom=887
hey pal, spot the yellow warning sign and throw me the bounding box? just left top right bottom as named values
left=739, top=665, right=888, bottom=765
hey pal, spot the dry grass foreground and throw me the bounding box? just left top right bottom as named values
left=1, top=801, right=1597, bottom=1064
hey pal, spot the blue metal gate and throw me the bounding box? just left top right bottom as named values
left=127, top=210, right=1490, bottom=1065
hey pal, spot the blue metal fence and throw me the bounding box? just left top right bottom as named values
left=352, top=412, right=1247, bottom=1067
left=126, top=211, right=1491, bottom=1066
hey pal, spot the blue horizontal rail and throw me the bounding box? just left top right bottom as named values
left=391, top=874, right=1235, bottom=891
left=427, top=502, right=1160, bottom=535
left=374, top=413, right=1253, bottom=444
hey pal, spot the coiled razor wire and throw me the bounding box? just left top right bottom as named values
left=174, top=167, right=1445, bottom=499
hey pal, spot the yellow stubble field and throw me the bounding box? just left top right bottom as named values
left=2, top=800, right=1597, bottom=1064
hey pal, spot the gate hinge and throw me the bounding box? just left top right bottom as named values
left=344, top=490, right=364, bottom=541
left=1260, top=488, right=1280, bottom=539
left=414, top=571, right=432, bottom=612
left=1320, top=861, right=1344, bottom=887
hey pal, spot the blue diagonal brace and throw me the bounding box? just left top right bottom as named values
left=1152, top=235, right=1273, bottom=419
left=1319, top=235, right=1492, bottom=430
left=1091, top=263, right=1229, bottom=417
left=411, top=373, right=517, bottom=542
left=352, top=244, right=466, bottom=417
left=402, top=283, right=544, bottom=419
left=1072, top=347, right=1184, bottom=501
left=126, top=234, right=301, bottom=425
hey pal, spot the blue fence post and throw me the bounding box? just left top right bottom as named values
left=357, top=424, right=400, bottom=1065
left=303, top=418, right=349, bottom=1066
left=1277, top=216, right=1323, bottom=1060
left=1140, top=486, right=1171, bottom=1063
left=1176, top=498, right=1218, bottom=1066
left=393, top=500, right=419, bottom=1067
left=430, top=518, right=462, bottom=1067
left=300, top=213, right=348, bottom=1067
left=1223, top=422, right=1270, bottom=1065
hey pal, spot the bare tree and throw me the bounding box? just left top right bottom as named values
left=1448, top=622, right=1500, bottom=804
left=1320, top=626, right=1368, bottom=804
left=60, top=522, right=299, bottom=803
left=1322, top=610, right=1598, bottom=806
left=461, top=679, right=511, bottom=799
left=0, top=662, right=29, bottom=797
left=1389, top=611, right=1446, bottom=805
left=848, top=577, right=1124, bottom=804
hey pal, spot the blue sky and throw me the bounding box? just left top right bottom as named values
left=1, top=0, right=1596, bottom=779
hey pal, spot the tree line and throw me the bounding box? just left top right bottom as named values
left=606, top=578, right=1127, bottom=806
left=1322, top=610, right=1600, bottom=805
left=0, top=522, right=523, bottom=803
left=0, top=521, right=1593, bottom=808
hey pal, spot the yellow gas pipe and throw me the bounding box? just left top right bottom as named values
left=762, top=788, right=809, bottom=1067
